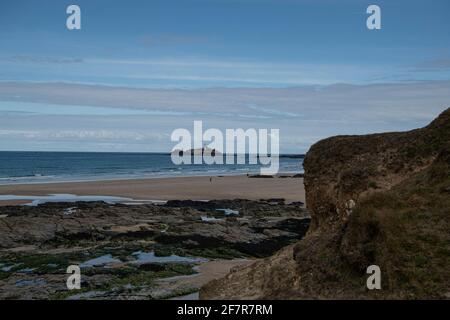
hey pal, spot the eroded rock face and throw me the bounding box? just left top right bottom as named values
left=303, top=108, right=450, bottom=230
left=201, top=108, right=450, bottom=299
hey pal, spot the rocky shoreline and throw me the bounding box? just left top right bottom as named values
left=0, top=199, right=309, bottom=299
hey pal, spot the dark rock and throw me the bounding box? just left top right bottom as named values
left=138, top=263, right=167, bottom=272
left=248, top=175, right=274, bottom=178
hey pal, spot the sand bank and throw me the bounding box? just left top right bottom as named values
left=0, top=175, right=305, bottom=206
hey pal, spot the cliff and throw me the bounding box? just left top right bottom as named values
left=201, top=108, right=450, bottom=299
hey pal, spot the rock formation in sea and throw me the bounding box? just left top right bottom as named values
left=201, top=108, right=450, bottom=299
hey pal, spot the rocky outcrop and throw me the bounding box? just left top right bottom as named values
left=0, top=200, right=309, bottom=253
left=0, top=199, right=310, bottom=299
left=303, top=107, right=450, bottom=231
left=201, top=108, right=450, bottom=299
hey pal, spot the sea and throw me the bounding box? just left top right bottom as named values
left=0, top=151, right=304, bottom=185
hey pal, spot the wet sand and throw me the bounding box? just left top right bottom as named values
left=0, top=200, right=29, bottom=206
left=161, top=259, right=256, bottom=300
left=0, top=175, right=305, bottom=206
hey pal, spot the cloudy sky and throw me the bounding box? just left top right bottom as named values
left=0, top=0, right=449, bottom=153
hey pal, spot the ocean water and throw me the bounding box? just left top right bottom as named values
left=0, top=151, right=303, bottom=185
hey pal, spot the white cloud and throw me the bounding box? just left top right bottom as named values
left=0, top=81, right=449, bottom=153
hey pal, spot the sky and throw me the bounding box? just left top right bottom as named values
left=0, top=0, right=449, bottom=153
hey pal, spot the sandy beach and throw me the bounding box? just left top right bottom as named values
left=0, top=175, right=305, bottom=206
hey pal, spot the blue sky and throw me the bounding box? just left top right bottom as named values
left=0, top=0, right=449, bottom=152
left=1, top=0, right=450, bottom=87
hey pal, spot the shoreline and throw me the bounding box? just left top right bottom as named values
left=0, top=174, right=305, bottom=206
left=0, top=171, right=302, bottom=186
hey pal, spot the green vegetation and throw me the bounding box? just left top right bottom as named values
left=0, top=271, right=9, bottom=280
left=0, top=252, right=86, bottom=277
left=50, top=287, right=92, bottom=300
left=184, top=247, right=248, bottom=259
left=343, top=151, right=450, bottom=297
left=50, top=263, right=197, bottom=300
